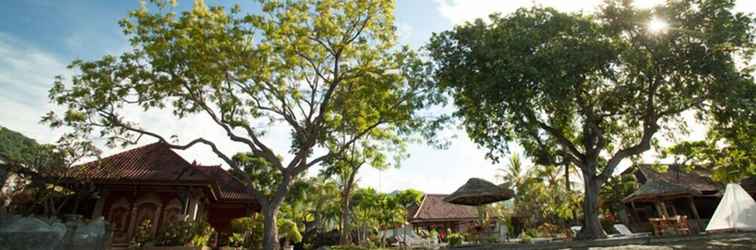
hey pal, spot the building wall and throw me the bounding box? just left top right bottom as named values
left=101, top=189, right=195, bottom=245
left=94, top=185, right=255, bottom=246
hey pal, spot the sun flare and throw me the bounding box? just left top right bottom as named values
left=647, top=17, right=669, bottom=34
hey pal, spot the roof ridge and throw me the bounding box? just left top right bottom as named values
left=195, top=164, right=222, bottom=168
left=411, top=194, right=429, bottom=219
left=85, top=141, right=164, bottom=164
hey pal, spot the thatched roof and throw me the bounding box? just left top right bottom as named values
left=409, top=194, right=477, bottom=223
left=623, top=179, right=702, bottom=202
left=627, top=164, right=721, bottom=194
left=444, top=178, right=514, bottom=205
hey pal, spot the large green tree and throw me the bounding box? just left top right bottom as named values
left=45, top=1, right=437, bottom=249
left=428, top=0, right=755, bottom=239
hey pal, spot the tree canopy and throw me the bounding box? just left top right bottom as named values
left=428, top=0, right=755, bottom=239
left=45, top=0, right=439, bottom=249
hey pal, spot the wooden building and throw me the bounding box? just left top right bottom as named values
left=63, top=142, right=259, bottom=246
left=620, top=164, right=756, bottom=233
left=408, top=194, right=477, bottom=233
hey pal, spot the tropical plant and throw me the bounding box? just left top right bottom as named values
left=281, top=176, right=341, bottom=246
left=428, top=0, right=755, bottom=239
left=231, top=215, right=263, bottom=249
left=278, top=219, right=303, bottom=246
left=155, top=219, right=214, bottom=247
left=190, top=220, right=215, bottom=247
left=498, top=155, right=581, bottom=236
left=130, top=219, right=155, bottom=248
left=446, top=233, right=463, bottom=247
left=228, top=233, right=245, bottom=248
left=664, top=122, right=755, bottom=183
left=599, top=174, right=637, bottom=217
left=320, top=135, right=403, bottom=245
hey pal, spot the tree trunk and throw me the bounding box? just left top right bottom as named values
left=339, top=190, right=352, bottom=245
left=577, top=176, right=605, bottom=240
left=339, top=170, right=357, bottom=245
left=262, top=203, right=281, bottom=250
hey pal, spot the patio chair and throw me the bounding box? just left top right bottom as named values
left=613, top=224, right=651, bottom=238
left=675, top=216, right=690, bottom=235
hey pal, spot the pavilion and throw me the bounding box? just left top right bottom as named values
left=60, top=142, right=259, bottom=246
left=619, top=164, right=756, bottom=233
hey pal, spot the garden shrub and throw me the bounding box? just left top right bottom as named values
left=229, top=215, right=302, bottom=248
left=331, top=245, right=368, bottom=250
left=278, top=219, right=303, bottom=244
left=230, top=215, right=263, bottom=249
left=536, top=223, right=560, bottom=237
left=130, top=219, right=155, bottom=248
left=191, top=220, right=215, bottom=247
left=154, top=220, right=195, bottom=246
left=447, top=233, right=464, bottom=247
left=228, top=233, right=245, bottom=248
left=519, top=233, right=532, bottom=244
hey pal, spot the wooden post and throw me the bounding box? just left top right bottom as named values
left=669, top=199, right=678, bottom=216
left=660, top=201, right=670, bottom=217
left=654, top=201, right=664, bottom=217
left=630, top=201, right=641, bottom=224
left=688, top=196, right=703, bottom=232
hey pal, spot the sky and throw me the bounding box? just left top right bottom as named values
left=1, top=0, right=753, bottom=194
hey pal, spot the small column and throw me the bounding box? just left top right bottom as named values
left=186, top=189, right=203, bottom=221
left=92, top=189, right=109, bottom=219
left=688, top=196, right=703, bottom=232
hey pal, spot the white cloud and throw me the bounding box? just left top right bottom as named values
left=0, top=33, right=69, bottom=143
left=433, top=0, right=687, bottom=25
left=434, top=0, right=756, bottom=26
left=0, top=33, right=294, bottom=167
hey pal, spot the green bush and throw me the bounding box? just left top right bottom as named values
left=278, top=219, right=302, bottom=244
left=228, top=233, right=245, bottom=248
left=447, top=233, right=464, bottom=247
left=229, top=215, right=303, bottom=248
left=330, top=246, right=368, bottom=250
left=130, top=219, right=155, bottom=248
left=519, top=232, right=532, bottom=244
left=155, top=220, right=196, bottom=246
left=190, top=220, right=215, bottom=247
left=230, top=215, right=263, bottom=249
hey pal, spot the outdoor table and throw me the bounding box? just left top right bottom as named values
left=649, top=216, right=688, bottom=236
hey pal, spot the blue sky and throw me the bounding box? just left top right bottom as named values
left=1, top=0, right=751, bottom=194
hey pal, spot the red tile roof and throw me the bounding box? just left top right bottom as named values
left=192, top=164, right=256, bottom=201
left=72, top=142, right=205, bottom=182
left=70, top=142, right=255, bottom=202
left=410, top=194, right=477, bottom=223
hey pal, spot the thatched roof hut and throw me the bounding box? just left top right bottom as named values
left=408, top=194, right=478, bottom=232
left=623, top=179, right=702, bottom=203
left=444, top=178, right=514, bottom=206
